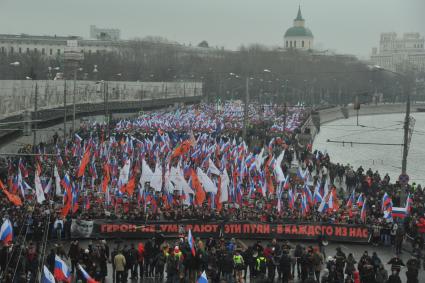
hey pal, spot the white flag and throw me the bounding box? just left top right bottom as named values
left=256, top=148, right=266, bottom=168
left=139, top=159, right=154, bottom=192
left=54, top=166, right=62, bottom=196
left=208, top=158, right=221, bottom=175
left=170, top=166, right=194, bottom=195
left=44, top=178, right=52, bottom=194
left=118, top=159, right=131, bottom=187
left=150, top=162, right=163, bottom=192
left=274, top=151, right=286, bottom=183
left=197, top=168, right=217, bottom=194
left=219, top=170, right=229, bottom=203
left=34, top=171, right=46, bottom=204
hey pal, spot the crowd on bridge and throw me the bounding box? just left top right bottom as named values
left=38, top=236, right=425, bottom=283
left=0, top=102, right=424, bottom=282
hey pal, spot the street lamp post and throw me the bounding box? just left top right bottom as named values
left=63, top=80, right=67, bottom=141
left=230, top=69, right=271, bottom=140
left=33, top=83, right=38, bottom=152
left=243, top=76, right=250, bottom=140
left=401, top=83, right=411, bottom=175
left=372, top=65, right=412, bottom=175
left=72, top=67, right=83, bottom=133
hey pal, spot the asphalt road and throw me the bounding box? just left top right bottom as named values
left=57, top=239, right=424, bottom=282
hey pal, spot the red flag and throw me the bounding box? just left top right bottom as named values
left=124, top=176, right=136, bottom=196
left=77, top=147, right=91, bottom=178
left=0, top=180, right=22, bottom=206
left=171, top=140, right=192, bottom=159
left=36, top=162, right=42, bottom=176
left=61, top=202, right=71, bottom=218
left=264, top=156, right=275, bottom=194
left=85, top=196, right=91, bottom=210
left=190, top=168, right=205, bottom=205
left=60, top=178, right=72, bottom=218
left=102, top=163, right=110, bottom=193
left=215, top=176, right=222, bottom=211
left=8, top=176, right=15, bottom=194
left=72, top=197, right=79, bottom=214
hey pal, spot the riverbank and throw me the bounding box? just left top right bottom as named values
left=302, top=102, right=425, bottom=142
left=314, top=112, right=425, bottom=184
left=320, top=102, right=425, bottom=125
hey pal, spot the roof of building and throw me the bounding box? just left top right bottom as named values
left=295, top=5, right=304, bottom=21
left=284, top=26, right=313, bottom=38
left=0, top=34, right=82, bottom=41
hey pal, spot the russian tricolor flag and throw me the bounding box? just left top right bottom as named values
left=383, top=208, right=393, bottom=220
left=42, top=265, right=55, bottom=283
left=313, top=181, right=322, bottom=204
left=197, top=270, right=208, bottom=283
left=318, top=190, right=331, bottom=213
left=188, top=229, right=196, bottom=256
left=283, top=174, right=290, bottom=190
left=61, top=174, right=72, bottom=193
left=360, top=198, right=367, bottom=223
left=356, top=193, right=364, bottom=208
left=382, top=193, right=392, bottom=211
left=296, top=167, right=307, bottom=180
left=346, top=190, right=355, bottom=208
left=78, top=264, right=99, bottom=283
left=301, top=193, right=309, bottom=215
left=392, top=207, right=407, bottom=219
left=0, top=219, right=13, bottom=244
left=304, top=185, right=313, bottom=205
left=54, top=255, right=71, bottom=283
left=288, top=188, right=295, bottom=209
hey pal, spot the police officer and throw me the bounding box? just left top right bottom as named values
left=256, top=251, right=267, bottom=280
left=233, top=250, right=245, bottom=283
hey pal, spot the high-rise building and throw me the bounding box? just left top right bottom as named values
left=370, top=32, right=425, bottom=72
left=90, top=25, right=121, bottom=41
left=284, top=6, right=314, bottom=50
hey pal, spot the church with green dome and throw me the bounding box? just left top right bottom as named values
left=284, top=6, right=314, bottom=50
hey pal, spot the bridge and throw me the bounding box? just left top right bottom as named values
left=0, top=80, right=203, bottom=146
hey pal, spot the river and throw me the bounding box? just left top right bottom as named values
left=314, top=112, right=425, bottom=185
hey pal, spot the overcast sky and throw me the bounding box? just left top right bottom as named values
left=1, top=0, right=424, bottom=59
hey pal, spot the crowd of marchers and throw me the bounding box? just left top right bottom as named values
left=0, top=103, right=424, bottom=282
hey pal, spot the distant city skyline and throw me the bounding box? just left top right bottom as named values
left=0, top=0, right=424, bottom=59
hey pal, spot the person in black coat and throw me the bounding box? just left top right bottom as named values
left=45, top=249, right=56, bottom=273
left=207, top=248, right=219, bottom=283
left=144, top=239, right=154, bottom=277
left=221, top=252, right=234, bottom=283
left=387, top=270, right=402, bottom=283
left=67, top=240, right=80, bottom=274
left=242, top=246, right=254, bottom=280
left=127, top=243, right=138, bottom=279
left=279, top=250, right=291, bottom=283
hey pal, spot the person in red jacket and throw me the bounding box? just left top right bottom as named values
left=137, top=242, right=145, bottom=279
left=416, top=217, right=425, bottom=234
left=353, top=270, right=360, bottom=283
